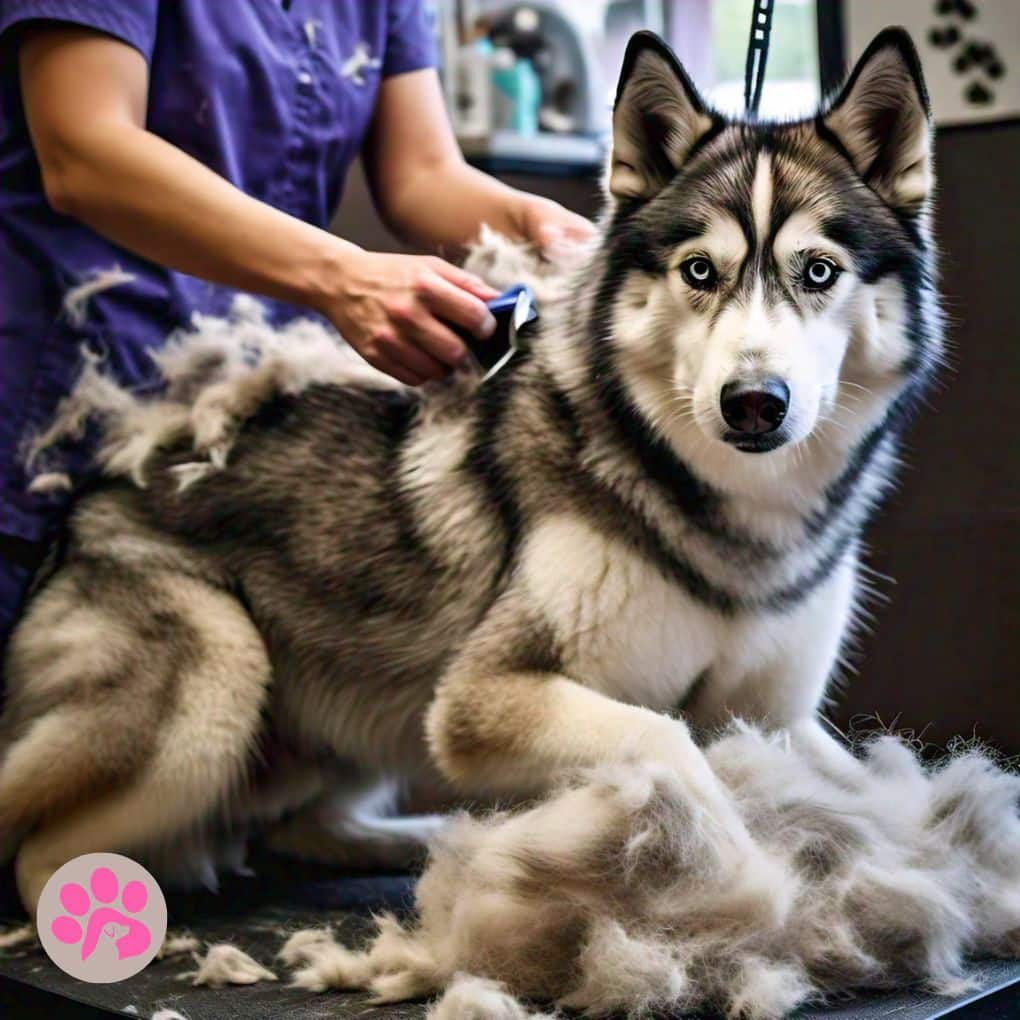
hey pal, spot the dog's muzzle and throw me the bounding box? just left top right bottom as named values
left=720, top=377, right=790, bottom=453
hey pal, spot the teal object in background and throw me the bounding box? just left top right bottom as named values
left=491, top=56, right=541, bottom=136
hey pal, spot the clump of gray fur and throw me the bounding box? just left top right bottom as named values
left=24, top=295, right=400, bottom=491
left=285, top=721, right=1020, bottom=1019
left=24, top=229, right=565, bottom=493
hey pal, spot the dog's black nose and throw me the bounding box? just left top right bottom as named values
left=720, top=378, right=789, bottom=435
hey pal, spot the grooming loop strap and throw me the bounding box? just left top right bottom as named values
left=744, top=0, right=775, bottom=117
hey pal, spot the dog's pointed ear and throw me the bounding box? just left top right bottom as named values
left=822, top=28, right=933, bottom=212
left=609, top=31, right=713, bottom=201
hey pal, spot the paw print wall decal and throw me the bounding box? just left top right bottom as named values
left=928, top=25, right=960, bottom=50
left=929, top=0, right=1008, bottom=107
left=845, top=0, right=1018, bottom=126
left=935, top=0, right=977, bottom=20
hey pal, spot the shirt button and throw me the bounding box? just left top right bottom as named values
left=297, top=70, right=313, bottom=87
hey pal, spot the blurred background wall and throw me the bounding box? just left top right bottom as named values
left=334, top=0, right=1019, bottom=754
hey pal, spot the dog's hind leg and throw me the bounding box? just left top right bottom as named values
left=264, top=778, right=445, bottom=871
left=0, top=558, right=270, bottom=916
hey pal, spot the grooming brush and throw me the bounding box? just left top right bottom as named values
left=454, top=284, right=538, bottom=380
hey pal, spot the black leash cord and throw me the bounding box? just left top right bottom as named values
left=744, top=0, right=775, bottom=117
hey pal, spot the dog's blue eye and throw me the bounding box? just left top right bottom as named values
left=680, top=257, right=717, bottom=291
left=803, top=258, right=840, bottom=291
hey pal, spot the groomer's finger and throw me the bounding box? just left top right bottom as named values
left=374, top=353, right=423, bottom=387
left=386, top=288, right=467, bottom=369
left=421, top=273, right=497, bottom=342
left=427, top=257, right=499, bottom=301
left=360, top=340, right=424, bottom=387
left=380, top=333, right=448, bottom=383
left=405, top=308, right=473, bottom=370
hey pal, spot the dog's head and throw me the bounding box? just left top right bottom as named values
left=600, top=29, right=938, bottom=466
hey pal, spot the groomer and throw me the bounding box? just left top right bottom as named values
left=0, top=1, right=593, bottom=661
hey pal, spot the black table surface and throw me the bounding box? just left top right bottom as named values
left=1, top=861, right=1017, bottom=1020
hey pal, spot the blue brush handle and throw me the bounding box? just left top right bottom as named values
left=454, top=284, right=538, bottom=371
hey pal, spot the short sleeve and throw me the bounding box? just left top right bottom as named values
left=382, top=0, right=437, bottom=78
left=0, top=0, right=159, bottom=62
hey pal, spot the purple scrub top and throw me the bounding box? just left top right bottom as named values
left=0, top=0, right=436, bottom=643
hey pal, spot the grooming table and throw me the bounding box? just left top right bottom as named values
left=1, top=859, right=1017, bottom=1020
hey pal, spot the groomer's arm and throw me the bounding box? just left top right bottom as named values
left=20, top=26, right=497, bottom=385
left=364, top=68, right=595, bottom=254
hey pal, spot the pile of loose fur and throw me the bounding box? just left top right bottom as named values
left=280, top=722, right=1020, bottom=1019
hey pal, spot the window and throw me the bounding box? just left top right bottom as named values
left=703, top=0, right=820, bottom=117
left=595, top=0, right=821, bottom=121
left=439, top=1, right=825, bottom=170
left=443, top=0, right=822, bottom=121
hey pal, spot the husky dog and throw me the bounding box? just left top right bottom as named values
left=1, top=28, right=940, bottom=915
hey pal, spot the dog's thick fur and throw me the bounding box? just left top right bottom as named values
left=0, top=27, right=955, bottom=942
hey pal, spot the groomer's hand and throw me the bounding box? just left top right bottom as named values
left=515, top=195, right=596, bottom=254
left=321, top=249, right=499, bottom=386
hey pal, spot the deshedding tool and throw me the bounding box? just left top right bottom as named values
left=455, top=284, right=538, bottom=380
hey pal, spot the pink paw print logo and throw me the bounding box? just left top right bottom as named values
left=38, top=853, right=167, bottom=983
left=54, top=866, right=152, bottom=961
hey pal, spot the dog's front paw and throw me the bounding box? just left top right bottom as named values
left=633, top=721, right=791, bottom=922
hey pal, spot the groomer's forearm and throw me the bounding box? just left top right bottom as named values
left=47, top=123, right=351, bottom=310
left=380, top=156, right=531, bottom=252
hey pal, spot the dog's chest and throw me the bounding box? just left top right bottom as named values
left=520, top=515, right=731, bottom=710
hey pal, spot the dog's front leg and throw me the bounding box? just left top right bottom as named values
left=426, top=594, right=757, bottom=862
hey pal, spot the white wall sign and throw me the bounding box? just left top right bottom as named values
left=845, top=0, right=1019, bottom=125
